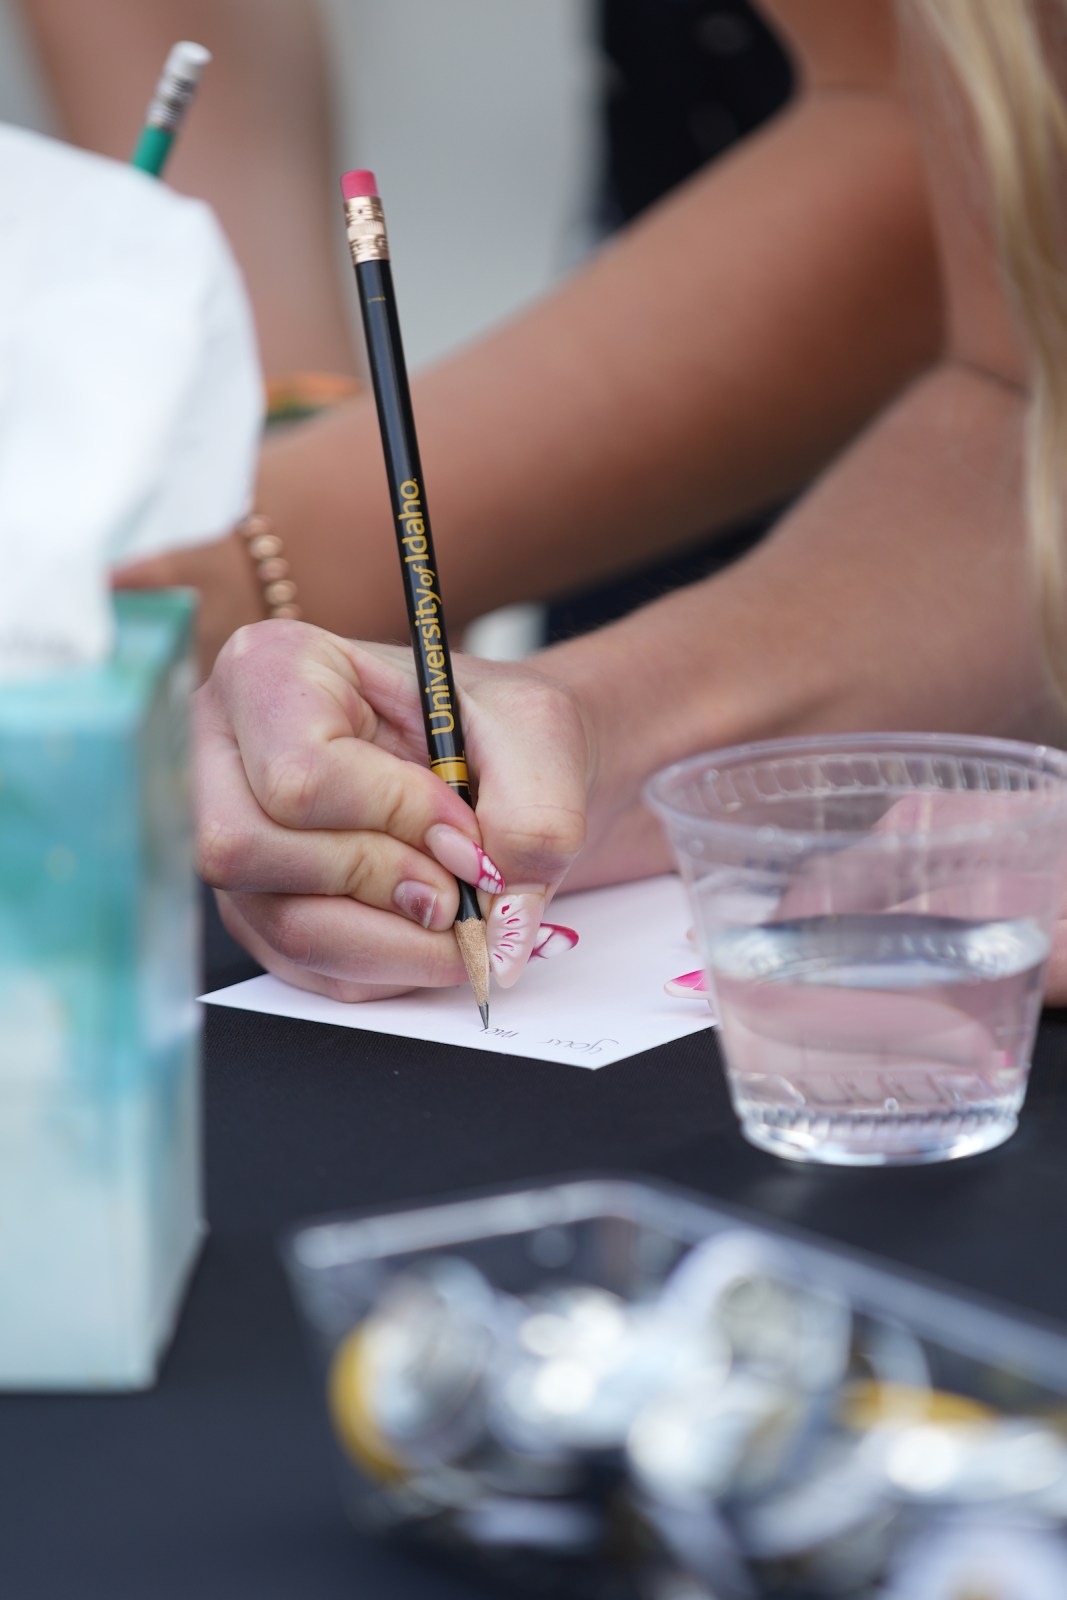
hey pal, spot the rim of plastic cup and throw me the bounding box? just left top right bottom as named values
left=643, top=731, right=1067, bottom=851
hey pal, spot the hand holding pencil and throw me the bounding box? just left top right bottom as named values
left=194, top=169, right=585, bottom=1009
left=195, top=628, right=583, bottom=1003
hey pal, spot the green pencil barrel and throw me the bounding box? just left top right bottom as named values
left=131, top=124, right=174, bottom=177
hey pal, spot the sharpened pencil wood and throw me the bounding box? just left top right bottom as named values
left=455, top=916, right=491, bottom=1025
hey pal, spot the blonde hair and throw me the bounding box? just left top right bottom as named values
left=913, top=0, right=1067, bottom=695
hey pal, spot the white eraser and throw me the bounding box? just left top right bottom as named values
left=164, top=40, right=211, bottom=83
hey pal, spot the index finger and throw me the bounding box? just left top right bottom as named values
left=211, top=621, right=478, bottom=845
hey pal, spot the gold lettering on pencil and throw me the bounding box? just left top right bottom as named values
left=401, top=479, right=456, bottom=742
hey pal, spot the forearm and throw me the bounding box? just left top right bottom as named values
left=263, top=86, right=940, bottom=641
left=539, top=362, right=1065, bottom=888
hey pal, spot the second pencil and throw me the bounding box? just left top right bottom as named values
left=131, top=41, right=211, bottom=177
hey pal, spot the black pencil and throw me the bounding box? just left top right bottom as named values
left=340, top=168, right=490, bottom=1027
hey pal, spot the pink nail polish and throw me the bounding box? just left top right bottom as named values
left=487, top=893, right=544, bottom=987
left=664, top=968, right=708, bottom=997
left=425, top=824, right=505, bottom=894
left=393, top=880, right=439, bottom=929
left=531, top=923, right=579, bottom=960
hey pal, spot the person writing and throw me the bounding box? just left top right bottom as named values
left=193, top=0, right=1067, bottom=1001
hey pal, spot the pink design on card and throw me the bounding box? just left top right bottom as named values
left=664, top=968, right=708, bottom=997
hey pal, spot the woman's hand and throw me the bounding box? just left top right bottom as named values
left=194, top=620, right=591, bottom=1001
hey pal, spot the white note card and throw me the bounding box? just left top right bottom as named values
left=202, top=874, right=716, bottom=1069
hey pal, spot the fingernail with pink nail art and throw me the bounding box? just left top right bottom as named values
left=531, top=923, right=579, bottom=960
left=664, top=968, right=708, bottom=997
left=487, top=893, right=545, bottom=987
left=425, top=824, right=505, bottom=894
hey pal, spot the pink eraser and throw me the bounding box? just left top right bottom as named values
left=341, top=169, right=378, bottom=200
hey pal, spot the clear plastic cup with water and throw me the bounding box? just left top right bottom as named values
left=646, top=734, right=1067, bottom=1166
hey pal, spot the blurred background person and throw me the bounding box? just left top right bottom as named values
left=4, top=0, right=823, bottom=670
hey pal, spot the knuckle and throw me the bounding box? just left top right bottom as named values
left=217, top=621, right=261, bottom=672
left=196, top=818, right=250, bottom=888
left=378, top=783, right=410, bottom=840
left=262, top=616, right=312, bottom=647
left=339, top=850, right=378, bottom=901
left=218, top=618, right=309, bottom=679
left=262, top=899, right=316, bottom=968
left=260, top=749, right=322, bottom=827
left=496, top=804, right=587, bottom=878
left=507, top=672, right=580, bottom=729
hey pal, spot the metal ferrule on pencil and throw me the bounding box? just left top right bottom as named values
left=344, top=197, right=390, bottom=265
left=145, top=74, right=200, bottom=133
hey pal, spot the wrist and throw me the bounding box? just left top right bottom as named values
left=533, top=571, right=826, bottom=817
left=253, top=404, right=412, bottom=642
left=533, top=619, right=671, bottom=849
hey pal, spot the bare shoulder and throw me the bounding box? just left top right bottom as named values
left=758, top=0, right=900, bottom=91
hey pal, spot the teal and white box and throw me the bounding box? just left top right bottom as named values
left=0, top=591, right=204, bottom=1388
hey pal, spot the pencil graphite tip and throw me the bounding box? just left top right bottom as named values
left=454, top=915, right=490, bottom=1021
left=341, top=168, right=379, bottom=201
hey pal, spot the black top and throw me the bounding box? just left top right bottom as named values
left=596, top=0, right=792, bottom=233
left=544, top=0, right=793, bottom=643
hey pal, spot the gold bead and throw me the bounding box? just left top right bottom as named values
left=257, top=556, right=290, bottom=583
left=264, top=579, right=298, bottom=608
left=238, top=511, right=299, bottom=620
left=247, top=532, right=283, bottom=561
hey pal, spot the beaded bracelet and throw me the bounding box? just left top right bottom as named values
left=238, top=372, right=361, bottom=621
left=236, top=511, right=301, bottom=620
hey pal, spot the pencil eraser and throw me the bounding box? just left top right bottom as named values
left=165, top=41, right=211, bottom=82
left=341, top=169, right=378, bottom=201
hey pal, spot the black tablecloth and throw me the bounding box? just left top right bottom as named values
left=5, top=896, right=1067, bottom=1598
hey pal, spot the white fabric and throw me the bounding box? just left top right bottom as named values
left=0, top=124, right=262, bottom=677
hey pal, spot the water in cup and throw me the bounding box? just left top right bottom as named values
left=647, top=734, right=1067, bottom=1165
left=707, top=910, right=1048, bottom=1165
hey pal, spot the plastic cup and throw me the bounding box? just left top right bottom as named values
left=646, top=734, right=1067, bottom=1166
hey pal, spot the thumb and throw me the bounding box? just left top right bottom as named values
left=465, top=666, right=589, bottom=987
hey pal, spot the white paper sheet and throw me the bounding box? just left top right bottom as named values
left=202, top=874, right=716, bottom=1068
